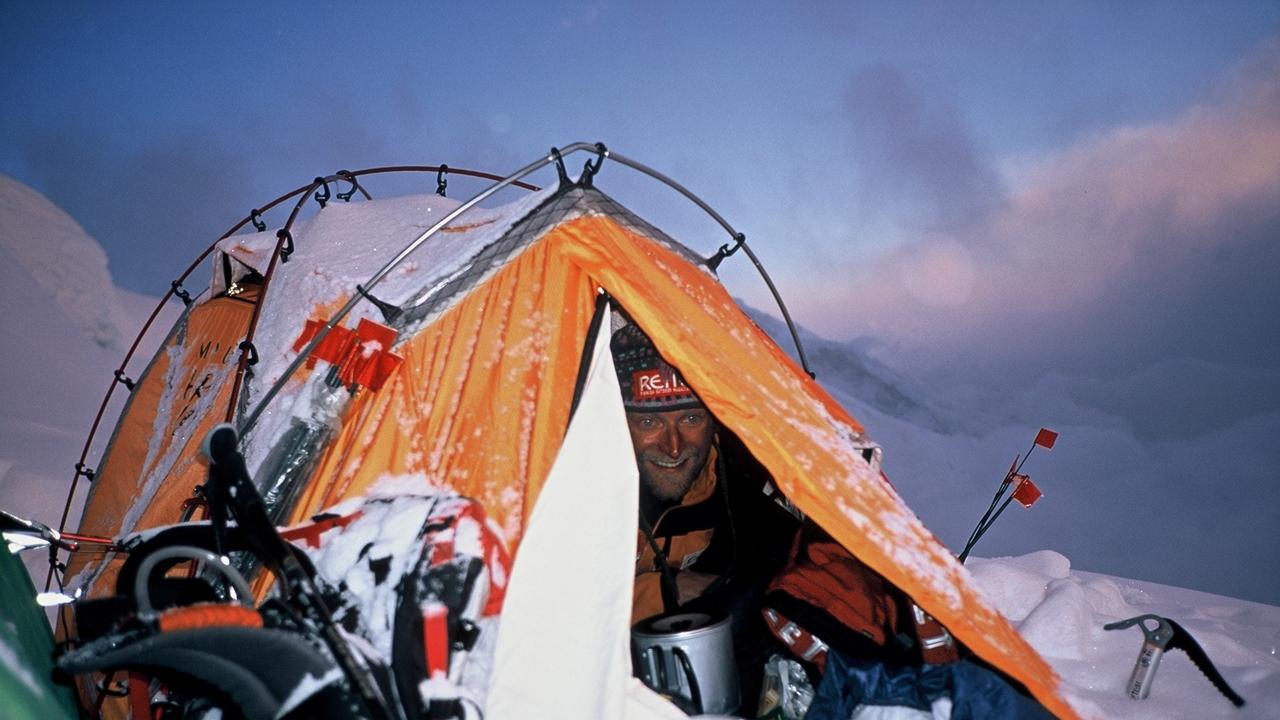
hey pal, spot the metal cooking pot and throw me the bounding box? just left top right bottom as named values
left=631, top=612, right=740, bottom=715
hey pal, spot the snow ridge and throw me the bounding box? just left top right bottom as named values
left=0, top=174, right=131, bottom=350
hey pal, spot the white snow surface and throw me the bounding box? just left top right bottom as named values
left=0, top=173, right=132, bottom=351
left=0, top=176, right=1276, bottom=718
left=966, top=550, right=1279, bottom=719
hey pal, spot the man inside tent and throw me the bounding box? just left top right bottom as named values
left=610, top=319, right=929, bottom=709
left=611, top=319, right=731, bottom=623
left=610, top=321, right=1048, bottom=718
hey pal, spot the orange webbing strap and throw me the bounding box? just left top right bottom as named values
left=157, top=603, right=264, bottom=633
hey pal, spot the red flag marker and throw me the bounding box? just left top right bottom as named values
left=1034, top=428, right=1058, bottom=450
left=1012, top=475, right=1043, bottom=507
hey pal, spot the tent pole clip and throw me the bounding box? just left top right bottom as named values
left=357, top=284, right=403, bottom=324
left=277, top=228, right=295, bottom=263
left=113, top=369, right=136, bottom=391
left=436, top=165, right=449, bottom=197
left=171, top=280, right=193, bottom=306
left=238, top=341, right=260, bottom=367
left=706, top=232, right=746, bottom=271
left=550, top=147, right=570, bottom=186
left=580, top=142, right=608, bottom=187
left=313, top=177, right=331, bottom=209
left=74, top=463, right=96, bottom=482
left=250, top=208, right=266, bottom=232
left=336, top=170, right=359, bottom=202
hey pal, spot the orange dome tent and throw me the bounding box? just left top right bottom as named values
left=58, top=144, right=1082, bottom=719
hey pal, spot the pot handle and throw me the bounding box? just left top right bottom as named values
left=672, top=647, right=702, bottom=715
left=643, top=646, right=666, bottom=691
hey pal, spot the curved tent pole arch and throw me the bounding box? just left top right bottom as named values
left=236, top=144, right=598, bottom=436
left=48, top=165, right=541, bottom=588
left=240, top=142, right=815, bottom=438
left=602, top=149, right=814, bottom=379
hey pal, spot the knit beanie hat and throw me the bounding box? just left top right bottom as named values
left=610, top=321, right=703, bottom=412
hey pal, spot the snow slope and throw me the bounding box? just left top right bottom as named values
left=0, top=173, right=177, bottom=583
left=0, top=176, right=1275, bottom=717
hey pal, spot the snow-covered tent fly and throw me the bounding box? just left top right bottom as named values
left=55, top=143, right=1082, bottom=719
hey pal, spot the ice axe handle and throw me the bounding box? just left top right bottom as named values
left=1105, top=614, right=1173, bottom=701
left=1127, top=639, right=1164, bottom=700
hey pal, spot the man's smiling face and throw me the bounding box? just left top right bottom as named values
left=625, top=406, right=715, bottom=504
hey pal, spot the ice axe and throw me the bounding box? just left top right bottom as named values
left=1103, top=613, right=1244, bottom=707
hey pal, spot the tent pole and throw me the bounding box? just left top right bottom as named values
left=238, top=143, right=600, bottom=436
left=239, top=143, right=815, bottom=433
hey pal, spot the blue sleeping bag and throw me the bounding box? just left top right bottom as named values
left=805, top=651, right=1054, bottom=720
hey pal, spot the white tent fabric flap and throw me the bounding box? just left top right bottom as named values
left=486, top=305, right=686, bottom=720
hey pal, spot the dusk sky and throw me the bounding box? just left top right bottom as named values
left=3, top=3, right=1279, bottom=603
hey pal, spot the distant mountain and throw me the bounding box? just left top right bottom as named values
left=741, top=302, right=957, bottom=435
left=0, top=174, right=133, bottom=351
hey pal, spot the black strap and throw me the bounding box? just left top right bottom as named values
left=695, top=447, right=736, bottom=598
left=638, top=514, right=681, bottom=613
left=221, top=252, right=234, bottom=292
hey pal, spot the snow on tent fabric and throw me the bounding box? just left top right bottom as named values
left=61, top=174, right=1084, bottom=719
left=62, top=288, right=257, bottom=602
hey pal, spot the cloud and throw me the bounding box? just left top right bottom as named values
left=812, top=41, right=1280, bottom=391
left=11, top=71, right=493, bottom=297
left=19, top=126, right=256, bottom=296
left=842, top=64, right=1004, bottom=230
left=784, top=42, right=1280, bottom=604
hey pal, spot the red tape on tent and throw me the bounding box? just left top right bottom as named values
left=292, top=317, right=404, bottom=391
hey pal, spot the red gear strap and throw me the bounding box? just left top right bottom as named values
left=127, top=671, right=150, bottom=720
left=422, top=603, right=450, bottom=680
left=279, top=510, right=364, bottom=549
